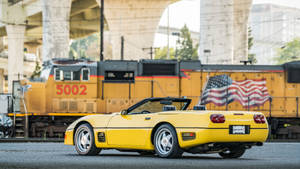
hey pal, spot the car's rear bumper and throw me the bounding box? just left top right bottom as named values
left=176, top=127, right=269, bottom=148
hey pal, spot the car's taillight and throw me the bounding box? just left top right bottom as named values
left=210, top=114, right=225, bottom=123
left=253, top=114, right=266, bottom=124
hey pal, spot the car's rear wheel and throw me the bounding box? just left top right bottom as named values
left=154, top=124, right=183, bottom=158
left=74, top=123, right=101, bottom=156
left=218, top=148, right=246, bottom=158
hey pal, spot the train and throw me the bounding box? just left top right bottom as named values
left=1, top=58, right=300, bottom=139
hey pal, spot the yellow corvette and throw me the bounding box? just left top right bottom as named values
left=64, top=97, right=269, bottom=158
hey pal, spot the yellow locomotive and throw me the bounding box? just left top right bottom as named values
left=6, top=59, right=300, bottom=139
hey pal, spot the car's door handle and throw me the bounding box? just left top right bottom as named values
left=145, top=117, right=151, bottom=120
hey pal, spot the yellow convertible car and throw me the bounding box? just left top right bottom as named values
left=64, top=97, right=269, bottom=158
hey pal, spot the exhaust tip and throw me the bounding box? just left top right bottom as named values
left=256, top=142, right=263, bottom=146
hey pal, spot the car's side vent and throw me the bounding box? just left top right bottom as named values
left=97, top=132, right=106, bottom=142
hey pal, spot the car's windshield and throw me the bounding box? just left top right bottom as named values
left=127, top=98, right=190, bottom=114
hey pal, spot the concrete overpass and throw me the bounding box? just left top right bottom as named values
left=0, top=0, right=175, bottom=92
left=157, top=25, right=200, bottom=46
left=0, top=0, right=253, bottom=92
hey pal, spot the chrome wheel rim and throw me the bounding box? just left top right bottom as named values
left=76, top=127, right=91, bottom=153
left=155, top=128, right=173, bottom=155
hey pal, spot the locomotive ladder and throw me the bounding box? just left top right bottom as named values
left=13, top=115, right=25, bottom=138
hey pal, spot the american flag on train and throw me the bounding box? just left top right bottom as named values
left=201, top=74, right=270, bottom=108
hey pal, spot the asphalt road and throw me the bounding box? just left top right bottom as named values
left=0, top=143, right=299, bottom=169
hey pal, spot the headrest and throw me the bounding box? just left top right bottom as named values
left=193, top=105, right=206, bottom=110
left=163, top=105, right=176, bottom=111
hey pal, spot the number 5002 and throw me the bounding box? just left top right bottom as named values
left=56, top=84, right=87, bottom=95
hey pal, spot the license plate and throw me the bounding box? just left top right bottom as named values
left=229, top=125, right=249, bottom=134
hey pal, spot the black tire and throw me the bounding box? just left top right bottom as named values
left=153, top=124, right=183, bottom=158
left=7, top=127, right=14, bottom=138
left=219, top=148, right=246, bottom=159
left=74, top=123, right=101, bottom=156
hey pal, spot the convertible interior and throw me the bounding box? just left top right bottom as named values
left=125, top=97, right=191, bottom=115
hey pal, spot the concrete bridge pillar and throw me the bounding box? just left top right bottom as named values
left=6, top=25, right=25, bottom=92
left=200, top=0, right=234, bottom=64
left=233, top=0, right=252, bottom=64
left=96, top=0, right=173, bottom=60
left=42, top=0, right=72, bottom=62
left=0, top=37, right=4, bottom=52
left=200, top=0, right=252, bottom=64
left=0, top=69, right=4, bottom=93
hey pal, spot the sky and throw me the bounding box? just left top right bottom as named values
left=154, top=0, right=300, bottom=47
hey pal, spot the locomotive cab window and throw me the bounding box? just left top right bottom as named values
left=54, top=68, right=89, bottom=81
left=54, top=68, right=63, bottom=81
left=72, top=70, right=81, bottom=81
left=63, top=71, right=72, bottom=81
left=105, top=71, right=134, bottom=81
left=81, top=68, right=90, bottom=81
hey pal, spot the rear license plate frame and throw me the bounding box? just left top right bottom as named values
left=229, top=125, right=250, bottom=134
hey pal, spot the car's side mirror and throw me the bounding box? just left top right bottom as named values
left=121, top=109, right=127, bottom=115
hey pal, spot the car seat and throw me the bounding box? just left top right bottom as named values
left=163, top=105, right=176, bottom=111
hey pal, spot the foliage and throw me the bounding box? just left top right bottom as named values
left=155, top=24, right=198, bottom=60
left=154, top=47, right=175, bottom=59
left=248, top=27, right=257, bottom=64
left=248, top=54, right=257, bottom=64
left=177, top=24, right=199, bottom=60
left=30, top=61, right=41, bottom=79
left=275, top=38, right=300, bottom=64
left=69, top=34, right=98, bottom=59
left=248, top=27, right=253, bottom=50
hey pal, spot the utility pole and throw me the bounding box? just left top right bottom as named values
left=203, top=49, right=211, bottom=64
left=167, top=6, right=170, bottom=59
left=121, top=36, right=124, bottom=60
left=172, top=32, right=180, bottom=59
left=142, top=47, right=159, bottom=60
left=100, top=0, right=104, bottom=61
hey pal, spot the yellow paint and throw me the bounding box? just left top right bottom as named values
left=15, top=70, right=298, bottom=118
left=64, top=111, right=269, bottom=150
left=64, top=130, right=74, bottom=145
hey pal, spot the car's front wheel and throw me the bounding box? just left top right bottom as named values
left=218, top=148, right=246, bottom=158
left=154, top=124, right=183, bottom=158
left=74, top=123, right=101, bottom=156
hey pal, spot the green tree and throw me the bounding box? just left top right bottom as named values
left=69, top=34, right=98, bottom=59
left=155, top=25, right=199, bottom=60
left=275, top=38, right=300, bottom=64
left=248, top=27, right=257, bottom=64
left=155, top=47, right=175, bottom=59
left=177, top=24, right=198, bottom=60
